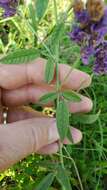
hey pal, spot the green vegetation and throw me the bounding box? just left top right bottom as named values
left=0, top=0, right=107, bottom=189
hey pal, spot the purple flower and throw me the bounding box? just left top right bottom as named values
left=81, top=46, right=94, bottom=65
left=0, top=0, right=18, bottom=17
left=69, top=2, right=107, bottom=74
left=99, top=7, right=107, bottom=27
left=69, top=26, right=88, bottom=45
left=91, top=7, right=107, bottom=39
left=75, top=10, right=90, bottom=25
left=94, top=41, right=107, bottom=74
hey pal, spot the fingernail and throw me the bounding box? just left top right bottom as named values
left=48, top=120, right=59, bottom=143
left=71, top=127, right=82, bottom=144
left=79, top=74, right=92, bottom=90
left=69, top=96, right=93, bottom=113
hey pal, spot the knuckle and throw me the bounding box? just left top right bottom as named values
left=30, top=126, right=39, bottom=152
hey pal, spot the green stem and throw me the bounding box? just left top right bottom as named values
left=59, top=143, right=66, bottom=190
left=55, top=40, right=65, bottom=171
left=53, top=0, right=58, bottom=24
left=53, top=0, right=65, bottom=172
left=63, top=147, right=83, bottom=190
left=59, top=142, right=65, bottom=169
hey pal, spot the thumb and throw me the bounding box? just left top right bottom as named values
left=27, top=117, right=59, bottom=151
left=0, top=118, right=59, bottom=171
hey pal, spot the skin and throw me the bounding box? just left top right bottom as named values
left=0, top=58, right=93, bottom=171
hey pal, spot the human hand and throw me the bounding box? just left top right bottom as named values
left=0, top=58, right=92, bottom=171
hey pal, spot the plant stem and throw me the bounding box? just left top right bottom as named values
left=59, top=142, right=65, bottom=169
left=53, top=0, right=58, bottom=24
left=55, top=40, right=65, bottom=170
left=59, top=144, right=66, bottom=190
left=54, top=34, right=65, bottom=172
left=63, top=147, right=83, bottom=190
left=53, top=0, right=65, bottom=172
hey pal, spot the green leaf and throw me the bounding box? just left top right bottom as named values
left=36, top=0, right=49, bottom=21
left=51, top=23, right=64, bottom=51
left=67, top=127, right=73, bottom=143
left=35, top=173, right=55, bottom=190
left=45, top=59, right=55, bottom=84
left=56, top=166, right=72, bottom=190
left=39, top=92, right=57, bottom=104
left=28, top=3, right=37, bottom=31
left=71, top=110, right=101, bottom=124
left=0, top=49, right=39, bottom=64
left=56, top=99, right=69, bottom=140
left=62, top=91, right=81, bottom=102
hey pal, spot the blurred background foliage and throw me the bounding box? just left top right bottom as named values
left=0, top=0, right=107, bottom=189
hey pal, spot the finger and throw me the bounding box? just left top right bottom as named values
left=57, top=64, right=91, bottom=90
left=7, top=106, right=83, bottom=143
left=7, top=106, right=82, bottom=156
left=37, top=142, right=59, bottom=155
left=0, top=58, right=91, bottom=90
left=6, top=95, right=92, bottom=123
left=7, top=106, right=46, bottom=123
left=3, top=84, right=92, bottom=113
left=0, top=58, right=46, bottom=90
left=7, top=106, right=83, bottom=145
left=0, top=117, right=59, bottom=171
left=2, top=85, right=53, bottom=107
left=37, top=126, right=83, bottom=155
left=0, top=116, right=83, bottom=171
left=7, top=107, right=82, bottom=144
left=7, top=106, right=82, bottom=149
left=63, top=127, right=82, bottom=144
left=69, top=95, right=93, bottom=113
